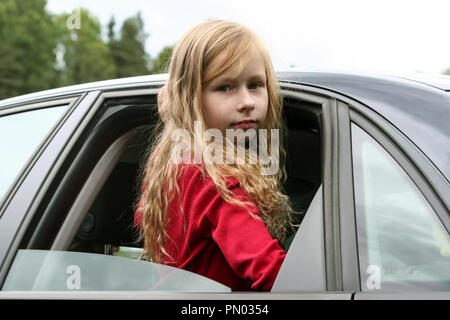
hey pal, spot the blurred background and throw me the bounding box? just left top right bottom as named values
left=0, top=0, right=449, bottom=100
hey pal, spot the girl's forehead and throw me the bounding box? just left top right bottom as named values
left=203, top=47, right=263, bottom=83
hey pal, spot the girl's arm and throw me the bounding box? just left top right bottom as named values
left=187, top=172, right=285, bottom=291
left=207, top=180, right=286, bottom=291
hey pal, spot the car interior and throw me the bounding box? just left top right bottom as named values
left=68, top=94, right=323, bottom=256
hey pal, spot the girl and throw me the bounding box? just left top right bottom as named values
left=135, top=19, right=293, bottom=291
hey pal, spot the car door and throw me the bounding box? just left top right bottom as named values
left=273, top=79, right=450, bottom=299
left=346, top=97, right=450, bottom=299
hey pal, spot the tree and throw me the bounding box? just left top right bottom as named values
left=0, top=0, right=59, bottom=99
left=0, top=4, right=155, bottom=99
left=151, top=45, right=173, bottom=74
left=0, top=0, right=23, bottom=99
left=56, top=8, right=116, bottom=86
left=109, top=12, right=150, bottom=78
left=443, top=68, right=450, bottom=76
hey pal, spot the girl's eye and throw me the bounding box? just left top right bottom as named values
left=217, top=85, right=231, bottom=92
left=248, top=82, right=263, bottom=90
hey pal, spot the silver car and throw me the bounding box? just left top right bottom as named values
left=0, top=71, right=449, bottom=300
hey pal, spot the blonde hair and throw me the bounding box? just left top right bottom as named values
left=139, top=19, right=293, bottom=263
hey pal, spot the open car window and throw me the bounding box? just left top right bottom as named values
left=2, top=90, right=325, bottom=294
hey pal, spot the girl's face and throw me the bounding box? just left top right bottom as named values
left=201, top=49, right=269, bottom=135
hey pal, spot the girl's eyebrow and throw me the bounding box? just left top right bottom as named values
left=212, top=73, right=266, bottom=83
left=248, top=73, right=267, bottom=81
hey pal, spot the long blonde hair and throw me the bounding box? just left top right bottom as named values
left=139, top=20, right=293, bottom=263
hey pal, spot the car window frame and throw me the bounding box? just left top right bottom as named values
left=279, top=84, right=342, bottom=291
left=48, top=84, right=343, bottom=297
left=49, top=84, right=355, bottom=297
left=23, top=88, right=161, bottom=250
left=277, top=83, right=362, bottom=293
left=279, top=82, right=362, bottom=293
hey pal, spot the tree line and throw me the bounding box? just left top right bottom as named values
left=0, top=0, right=173, bottom=100
left=0, top=1, right=449, bottom=101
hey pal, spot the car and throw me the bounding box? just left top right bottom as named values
left=0, top=71, right=448, bottom=300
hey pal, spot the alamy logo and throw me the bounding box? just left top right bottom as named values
left=66, top=265, right=81, bottom=290
left=366, top=265, right=381, bottom=290
left=170, top=121, right=280, bottom=175
left=66, top=8, right=81, bottom=30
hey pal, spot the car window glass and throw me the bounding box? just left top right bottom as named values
left=272, top=185, right=325, bottom=292
left=0, top=106, right=67, bottom=201
left=351, top=123, right=450, bottom=291
left=2, top=249, right=230, bottom=292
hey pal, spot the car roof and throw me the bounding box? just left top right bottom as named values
left=277, top=70, right=450, bottom=182
left=1, top=71, right=448, bottom=181
left=0, top=74, right=169, bottom=108
left=278, top=69, right=450, bottom=91
left=392, top=73, right=450, bottom=91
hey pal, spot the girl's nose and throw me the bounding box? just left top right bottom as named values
left=236, top=88, right=255, bottom=112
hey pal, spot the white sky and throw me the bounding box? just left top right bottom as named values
left=46, top=0, right=450, bottom=76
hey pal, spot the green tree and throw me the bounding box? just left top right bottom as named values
left=443, top=68, right=450, bottom=75
left=0, top=4, right=156, bottom=100
left=0, top=0, right=59, bottom=99
left=0, top=0, right=23, bottom=99
left=57, top=8, right=115, bottom=86
left=151, top=45, right=173, bottom=74
left=109, top=12, right=150, bottom=78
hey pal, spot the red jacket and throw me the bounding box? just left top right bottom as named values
left=134, top=164, right=286, bottom=291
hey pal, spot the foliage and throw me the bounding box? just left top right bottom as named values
left=151, top=45, right=174, bottom=74
left=0, top=0, right=59, bottom=98
left=443, top=68, right=450, bottom=76
left=108, top=12, right=150, bottom=78
left=0, top=1, right=168, bottom=100
left=56, top=9, right=116, bottom=86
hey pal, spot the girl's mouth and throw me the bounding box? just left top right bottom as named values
left=232, top=120, right=257, bottom=130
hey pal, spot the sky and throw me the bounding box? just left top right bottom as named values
left=46, top=0, right=450, bottom=77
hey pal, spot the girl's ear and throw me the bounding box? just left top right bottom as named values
left=158, top=85, right=168, bottom=122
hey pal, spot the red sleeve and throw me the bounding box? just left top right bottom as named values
left=136, top=166, right=286, bottom=291
left=200, top=177, right=286, bottom=291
